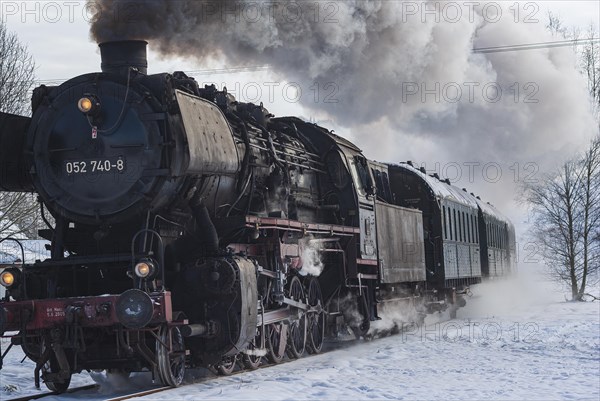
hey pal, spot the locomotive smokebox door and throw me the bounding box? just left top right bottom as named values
left=175, top=90, right=240, bottom=175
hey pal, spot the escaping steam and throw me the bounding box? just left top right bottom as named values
left=298, top=237, right=323, bottom=277
left=368, top=298, right=424, bottom=339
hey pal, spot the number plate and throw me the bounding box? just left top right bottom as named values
left=65, top=157, right=126, bottom=175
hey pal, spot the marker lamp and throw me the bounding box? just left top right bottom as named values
left=0, top=269, right=19, bottom=288
left=134, top=260, right=157, bottom=279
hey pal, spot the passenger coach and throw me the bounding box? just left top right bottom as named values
left=386, top=162, right=514, bottom=290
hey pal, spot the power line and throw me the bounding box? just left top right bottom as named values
left=30, top=65, right=271, bottom=85
left=10, top=38, right=600, bottom=84
left=473, top=38, right=600, bottom=53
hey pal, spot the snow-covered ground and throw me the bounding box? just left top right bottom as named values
left=0, top=239, right=50, bottom=264
left=1, top=270, right=599, bottom=400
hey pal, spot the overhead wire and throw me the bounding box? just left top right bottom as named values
left=10, top=39, right=600, bottom=85
left=26, top=65, right=271, bottom=86
left=473, top=38, right=600, bottom=53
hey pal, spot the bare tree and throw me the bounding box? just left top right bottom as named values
left=546, top=14, right=600, bottom=124
left=576, top=137, right=600, bottom=299
left=0, top=21, right=35, bottom=115
left=523, top=138, right=600, bottom=300
left=0, top=193, right=39, bottom=238
left=0, top=21, right=38, bottom=239
left=546, top=11, right=569, bottom=39
left=580, top=24, right=600, bottom=122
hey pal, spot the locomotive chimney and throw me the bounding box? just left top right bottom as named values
left=99, top=40, right=148, bottom=76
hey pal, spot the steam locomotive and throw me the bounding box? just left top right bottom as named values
left=0, top=41, right=515, bottom=392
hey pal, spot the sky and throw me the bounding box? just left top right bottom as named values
left=1, top=0, right=599, bottom=269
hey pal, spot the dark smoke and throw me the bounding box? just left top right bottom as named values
left=89, top=0, right=596, bottom=215
left=89, top=0, right=479, bottom=125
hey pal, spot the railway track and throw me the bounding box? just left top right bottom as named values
left=103, top=338, right=362, bottom=401
left=6, top=384, right=99, bottom=401
left=3, top=338, right=360, bottom=401
left=104, top=386, right=171, bottom=401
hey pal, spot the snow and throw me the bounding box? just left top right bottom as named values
left=1, top=270, right=599, bottom=400
left=0, top=239, right=50, bottom=264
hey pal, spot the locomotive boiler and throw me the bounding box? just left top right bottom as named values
left=0, top=41, right=515, bottom=392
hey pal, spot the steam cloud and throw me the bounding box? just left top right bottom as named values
left=298, top=237, right=324, bottom=277
left=89, top=0, right=597, bottom=216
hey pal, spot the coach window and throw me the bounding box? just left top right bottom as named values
left=495, top=224, right=498, bottom=248
left=470, top=215, right=474, bottom=243
left=448, top=207, right=452, bottom=240
left=453, top=208, right=458, bottom=241
left=497, top=225, right=500, bottom=248
left=495, top=224, right=498, bottom=247
left=456, top=209, right=461, bottom=242
left=475, top=216, right=479, bottom=244
left=460, top=211, right=464, bottom=243
left=462, top=210, right=466, bottom=243
left=456, top=210, right=462, bottom=242
left=443, top=206, right=448, bottom=239
left=462, top=212, right=466, bottom=243
left=463, top=212, right=469, bottom=243
left=450, top=208, right=453, bottom=241
left=496, top=225, right=499, bottom=248
left=469, top=213, right=473, bottom=243
left=498, top=225, right=501, bottom=248
left=463, top=213, right=471, bottom=243
left=449, top=207, right=454, bottom=241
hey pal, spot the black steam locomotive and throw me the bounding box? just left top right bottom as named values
left=0, top=41, right=515, bottom=392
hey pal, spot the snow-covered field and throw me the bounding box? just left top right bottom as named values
left=1, top=270, right=599, bottom=400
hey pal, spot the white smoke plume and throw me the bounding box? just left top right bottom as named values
left=89, top=0, right=597, bottom=220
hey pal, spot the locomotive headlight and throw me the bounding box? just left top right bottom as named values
left=0, top=272, right=14, bottom=287
left=134, top=260, right=157, bottom=279
left=77, top=96, right=100, bottom=115
left=78, top=97, right=93, bottom=113
left=0, top=269, right=19, bottom=288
